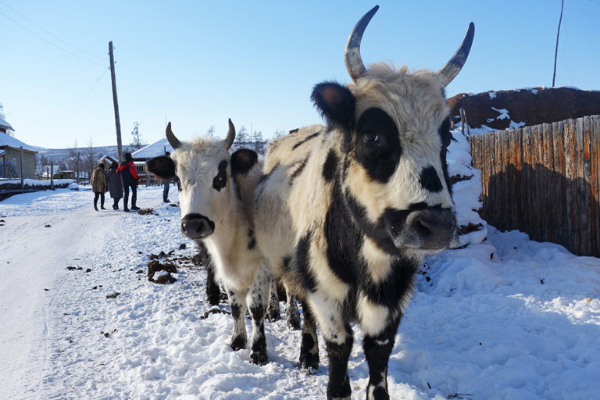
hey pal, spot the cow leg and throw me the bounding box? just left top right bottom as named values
left=267, top=278, right=281, bottom=322
left=226, top=288, right=247, bottom=351
left=325, top=332, right=353, bottom=400
left=321, top=316, right=353, bottom=400
left=298, top=300, right=319, bottom=371
left=206, top=265, right=221, bottom=306
left=308, top=293, right=353, bottom=399
left=284, top=283, right=301, bottom=330
left=362, top=316, right=401, bottom=400
left=195, top=240, right=220, bottom=306
left=247, top=265, right=271, bottom=365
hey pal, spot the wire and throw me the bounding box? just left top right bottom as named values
left=0, top=0, right=105, bottom=61
left=28, top=68, right=110, bottom=140
left=0, top=8, right=106, bottom=68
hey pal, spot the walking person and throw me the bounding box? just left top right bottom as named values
left=117, top=152, right=140, bottom=212
left=91, top=162, right=108, bottom=211
left=107, top=162, right=123, bottom=210
left=163, top=151, right=171, bottom=203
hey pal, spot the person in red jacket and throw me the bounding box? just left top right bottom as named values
left=117, top=152, right=140, bottom=212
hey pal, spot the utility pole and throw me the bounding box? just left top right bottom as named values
left=109, top=41, right=123, bottom=162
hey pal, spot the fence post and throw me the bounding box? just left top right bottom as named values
left=459, top=107, right=470, bottom=136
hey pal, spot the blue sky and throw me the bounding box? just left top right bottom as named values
left=1, top=0, right=599, bottom=149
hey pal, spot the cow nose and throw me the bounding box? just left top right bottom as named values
left=407, top=208, right=456, bottom=250
left=181, top=214, right=215, bottom=239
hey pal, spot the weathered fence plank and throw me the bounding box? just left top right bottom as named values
left=592, top=116, right=600, bottom=254
left=468, top=115, right=600, bottom=257
left=553, top=120, right=567, bottom=249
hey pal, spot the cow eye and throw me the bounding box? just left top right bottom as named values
left=362, top=131, right=379, bottom=143
left=212, top=160, right=228, bottom=191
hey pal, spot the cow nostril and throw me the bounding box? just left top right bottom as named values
left=181, top=214, right=215, bottom=239
left=415, top=215, right=456, bottom=234
left=414, top=219, right=433, bottom=237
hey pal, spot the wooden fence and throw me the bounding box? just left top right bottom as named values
left=468, top=115, right=600, bottom=257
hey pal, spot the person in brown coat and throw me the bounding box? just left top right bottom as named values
left=91, top=162, right=108, bottom=211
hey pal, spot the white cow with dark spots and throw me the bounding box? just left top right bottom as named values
left=254, top=6, right=474, bottom=399
left=146, top=120, right=272, bottom=365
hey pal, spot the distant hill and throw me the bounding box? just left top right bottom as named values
left=35, top=145, right=134, bottom=162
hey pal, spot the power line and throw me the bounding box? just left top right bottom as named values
left=0, top=0, right=105, bottom=61
left=0, top=7, right=106, bottom=68
left=29, top=69, right=110, bottom=140
left=552, top=0, right=564, bottom=87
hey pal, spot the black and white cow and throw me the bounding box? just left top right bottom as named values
left=146, top=120, right=272, bottom=365
left=254, top=6, right=474, bottom=399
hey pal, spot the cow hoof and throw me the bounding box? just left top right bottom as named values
left=369, top=386, right=390, bottom=400
left=268, top=308, right=281, bottom=322
left=299, top=353, right=319, bottom=371
left=327, top=376, right=351, bottom=400
left=231, top=335, right=247, bottom=351
left=287, top=314, right=301, bottom=330
left=250, top=350, right=268, bottom=365
left=207, top=295, right=220, bottom=307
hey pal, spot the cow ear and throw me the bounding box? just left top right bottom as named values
left=231, top=149, right=258, bottom=176
left=311, top=81, right=355, bottom=131
left=146, top=156, right=176, bottom=181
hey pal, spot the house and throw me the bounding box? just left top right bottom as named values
left=132, top=138, right=173, bottom=185
left=98, top=155, right=119, bottom=169
left=0, top=117, right=13, bottom=134
left=0, top=118, right=38, bottom=179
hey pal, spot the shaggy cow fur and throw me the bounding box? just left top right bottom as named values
left=254, top=7, right=473, bottom=400
left=146, top=121, right=272, bottom=365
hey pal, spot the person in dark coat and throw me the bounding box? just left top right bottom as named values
left=117, top=152, right=140, bottom=212
left=90, top=162, right=108, bottom=211
left=107, top=162, right=123, bottom=210
left=163, top=151, right=171, bottom=203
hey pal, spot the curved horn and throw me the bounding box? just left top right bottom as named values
left=166, top=122, right=182, bottom=149
left=437, top=22, right=475, bottom=87
left=344, top=5, right=379, bottom=83
left=223, top=118, right=236, bottom=150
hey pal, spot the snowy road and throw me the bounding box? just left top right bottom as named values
left=1, top=186, right=600, bottom=400
left=0, top=191, right=121, bottom=397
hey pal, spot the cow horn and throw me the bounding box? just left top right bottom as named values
left=344, top=5, right=379, bottom=83
left=437, top=22, right=475, bottom=87
left=223, top=119, right=236, bottom=150
left=166, top=122, right=182, bottom=149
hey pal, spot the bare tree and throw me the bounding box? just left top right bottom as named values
left=273, top=128, right=286, bottom=139
left=251, top=129, right=265, bottom=154
left=0, top=102, right=14, bottom=137
left=83, top=138, right=101, bottom=179
left=206, top=125, right=216, bottom=138
left=35, top=152, right=51, bottom=178
left=130, top=121, right=146, bottom=150
left=234, top=126, right=250, bottom=147
left=61, top=141, right=79, bottom=171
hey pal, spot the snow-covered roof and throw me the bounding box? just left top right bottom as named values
left=0, top=116, right=13, bottom=131
left=0, top=131, right=38, bottom=152
left=131, top=138, right=173, bottom=159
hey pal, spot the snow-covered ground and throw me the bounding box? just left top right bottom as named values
left=1, top=185, right=599, bottom=400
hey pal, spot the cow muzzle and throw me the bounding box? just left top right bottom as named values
left=181, top=213, right=215, bottom=239
left=387, top=208, right=456, bottom=252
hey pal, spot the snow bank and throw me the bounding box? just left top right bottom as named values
left=1, top=181, right=599, bottom=400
